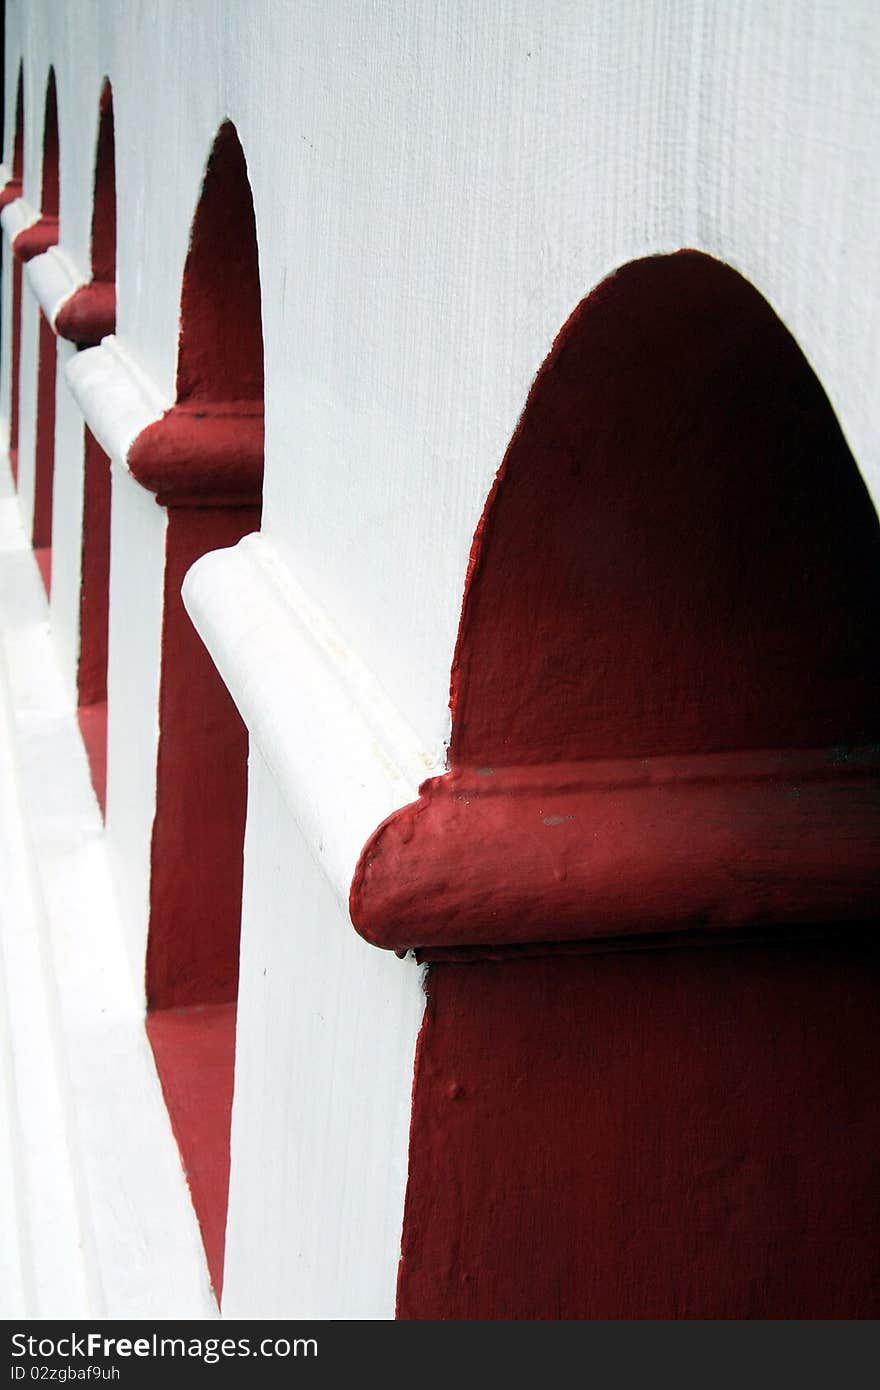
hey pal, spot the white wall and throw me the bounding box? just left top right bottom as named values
left=13, top=283, right=38, bottom=538
left=4, top=0, right=880, bottom=1318
left=7, top=2, right=880, bottom=763
left=102, top=460, right=165, bottom=999
left=224, top=749, right=424, bottom=1319
left=49, top=337, right=84, bottom=700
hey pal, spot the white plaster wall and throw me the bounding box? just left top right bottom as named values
left=5, top=0, right=880, bottom=1320
left=13, top=282, right=37, bottom=538
left=103, top=460, right=165, bottom=1002
left=224, top=748, right=424, bottom=1319
left=7, top=1, right=879, bottom=763
left=49, top=338, right=85, bottom=701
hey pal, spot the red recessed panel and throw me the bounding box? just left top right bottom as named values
left=359, top=252, right=880, bottom=1321
left=31, top=312, right=57, bottom=565
left=78, top=428, right=112, bottom=710
left=142, top=119, right=263, bottom=1304
left=146, top=1002, right=237, bottom=1302
left=78, top=701, right=107, bottom=816
left=398, top=936, right=880, bottom=1319
left=9, top=257, right=22, bottom=481
left=450, top=252, right=879, bottom=767
left=146, top=504, right=259, bottom=1011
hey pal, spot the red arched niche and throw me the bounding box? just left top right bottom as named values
left=451, top=250, right=878, bottom=765
left=56, top=78, right=116, bottom=348
left=138, top=120, right=263, bottom=1307
left=350, top=251, right=880, bottom=1320
left=29, top=71, right=61, bottom=593
left=71, top=81, right=118, bottom=814
left=176, top=120, right=263, bottom=406
left=352, top=250, right=880, bottom=953
left=2, top=67, right=23, bottom=481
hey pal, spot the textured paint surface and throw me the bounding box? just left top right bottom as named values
left=447, top=254, right=879, bottom=765
left=77, top=701, right=107, bottom=815
left=11, top=216, right=57, bottom=262
left=89, top=81, right=115, bottom=285
left=6, top=0, right=880, bottom=1324
left=221, top=749, right=426, bottom=1320
left=2, top=73, right=23, bottom=479
left=102, top=464, right=167, bottom=1000
left=384, top=252, right=880, bottom=1318
left=55, top=81, right=115, bottom=347
left=135, top=113, right=262, bottom=1013
left=353, top=750, right=880, bottom=952
left=176, top=122, right=262, bottom=406
left=398, top=939, right=880, bottom=1319
left=30, top=310, right=55, bottom=557
left=40, top=69, right=58, bottom=220
left=147, top=505, right=257, bottom=1010
left=8, top=257, right=21, bottom=479
left=144, top=117, right=262, bottom=1014
left=77, top=428, right=111, bottom=816
left=77, top=428, right=111, bottom=707
left=54, top=280, right=114, bottom=347
left=352, top=254, right=880, bottom=953
left=0, top=459, right=217, bottom=1317
left=146, top=1002, right=236, bottom=1302
left=127, top=403, right=262, bottom=506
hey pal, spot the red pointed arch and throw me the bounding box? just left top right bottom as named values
left=352, top=250, right=880, bottom=953
left=136, top=120, right=265, bottom=1305
left=450, top=250, right=879, bottom=766
left=40, top=67, right=58, bottom=217
left=56, top=77, right=116, bottom=348
left=69, top=80, right=119, bottom=814
left=28, top=70, right=62, bottom=585
left=176, top=119, right=263, bottom=405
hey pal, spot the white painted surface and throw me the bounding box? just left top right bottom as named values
left=5, top=1, right=879, bottom=765
left=223, top=747, right=425, bottom=1320
left=66, top=337, right=171, bottom=470
left=0, top=610, right=92, bottom=1317
left=103, top=459, right=166, bottom=1001
left=0, top=454, right=216, bottom=1319
left=0, top=194, right=38, bottom=244
left=13, top=276, right=38, bottom=539
left=25, top=244, right=87, bottom=326
left=183, top=533, right=444, bottom=913
left=3, top=0, right=880, bottom=1321
left=50, top=337, right=86, bottom=702
left=65, top=341, right=171, bottom=993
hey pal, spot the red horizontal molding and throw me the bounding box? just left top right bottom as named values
left=127, top=401, right=264, bottom=507
left=13, top=214, right=59, bottom=262
left=350, top=745, right=880, bottom=953
left=55, top=280, right=115, bottom=346
left=0, top=176, right=22, bottom=211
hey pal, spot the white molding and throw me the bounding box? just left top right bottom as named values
left=183, top=533, right=446, bottom=912
left=0, top=196, right=38, bottom=244
left=0, top=163, right=12, bottom=187
left=65, top=336, right=172, bottom=469
left=24, top=247, right=87, bottom=328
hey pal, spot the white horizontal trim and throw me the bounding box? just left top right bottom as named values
left=0, top=195, right=38, bottom=244
left=25, top=246, right=87, bottom=327
left=183, top=533, right=446, bottom=911
left=65, top=337, right=172, bottom=468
